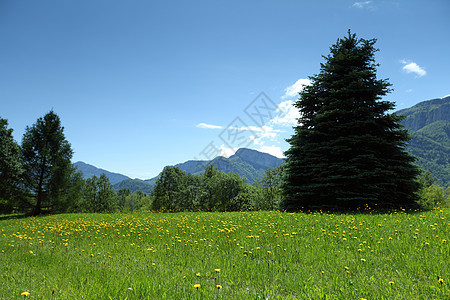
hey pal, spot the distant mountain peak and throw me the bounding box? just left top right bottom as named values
left=73, top=161, right=130, bottom=185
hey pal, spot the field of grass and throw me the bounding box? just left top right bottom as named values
left=1, top=208, right=449, bottom=299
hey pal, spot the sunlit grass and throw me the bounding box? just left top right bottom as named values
left=1, top=208, right=449, bottom=299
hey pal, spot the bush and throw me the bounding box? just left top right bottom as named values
left=417, top=184, right=449, bottom=209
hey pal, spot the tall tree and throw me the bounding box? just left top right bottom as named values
left=259, top=165, right=285, bottom=210
left=0, top=118, right=24, bottom=213
left=82, top=174, right=116, bottom=213
left=151, top=166, right=186, bottom=211
left=282, top=31, right=420, bottom=211
left=21, top=111, right=74, bottom=215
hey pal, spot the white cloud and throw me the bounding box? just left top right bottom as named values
left=218, top=145, right=238, bottom=158
left=352, top=1, right=372, bottom=8
left=196, top=123, right=223, bottom=129
left=282, top=78, right=311, bottom=99
left=400, top=60, right=426, bottom=77
left=257, top=146, right=285, bottom=158
left=270, top=100, right=301, bottom=127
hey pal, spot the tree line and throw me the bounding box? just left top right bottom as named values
left=0, top=112, right=284, bottom=214
left=1, top=31, right=449, bottom=215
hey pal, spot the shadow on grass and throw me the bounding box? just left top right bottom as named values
left=0, top=213, right=29, bottom=221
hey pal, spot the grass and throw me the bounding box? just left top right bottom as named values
left=1, top=208, right=449, bottom=299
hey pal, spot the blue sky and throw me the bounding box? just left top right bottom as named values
left=1, top=0, right=449, bottom=179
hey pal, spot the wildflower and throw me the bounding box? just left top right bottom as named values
left=267, top=251, right=271, bottom=254
left=196, top=272, right=201, bottom=277
left=29, top=251, right=33, bottom=254
left=194, top=284, right=200, bottom=289
left=21, top=292, right=30, bottom=296
left=439, top=278, right=444, bottom=284
left=360, top=258, right=366, bottom=262
left=216, top=285, right=222, bottom=289
left=389, top=281, right=395, bottom=285
left=215, top=268, right=220, bottom=273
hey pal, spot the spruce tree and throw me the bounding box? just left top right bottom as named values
left=281, top=31, right=420, bottom=211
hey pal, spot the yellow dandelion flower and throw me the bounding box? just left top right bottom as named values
left=439, top=278, right=444, bottom=284
left=196, top=272, right=201, bottom=277
left=361, top=258, right=366, bottom=262
left=389, top=281, right=395, bottom=285
left=216, top=285, right=222, bottom=289
left=215, top=268, right=220, bottom=273
left=194, top=284, right=200, bottom=289
left=29, top=251, right=33, bottom=254
left=21, top=292, right=30, bottom=296
left=267, top=251, right=271, bottom=254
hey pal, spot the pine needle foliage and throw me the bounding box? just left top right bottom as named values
left=282, top=31, right=420, bottom=211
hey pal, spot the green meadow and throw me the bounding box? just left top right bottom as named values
left=1, top=209, right=449, bottom=299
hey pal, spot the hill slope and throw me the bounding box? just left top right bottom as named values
left=73, top=161, right=130, bottom=185
left=165, top=148, right=284, bottom=184
left=74, top=148, right=284, bottom=193
left=397, top=96, right=450, bottom=186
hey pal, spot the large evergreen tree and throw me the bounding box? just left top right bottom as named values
left=0, top=118, right=24, bottom=213
left=281, top=32, right=420, bottom=211
left=21, top=111, right=74, bottom=215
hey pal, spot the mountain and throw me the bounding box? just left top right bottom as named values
left=165, top=148, right=284, bottom=184
left=113, top=178, right=154, bottom=194
left=143, top=148, right=284, bottom=186
left=74, top=97, right=449, bottom=190
left=397, top=96, right=450, bottom=186
left=74, top=148, right=285, bottom=193
left=73, top=161, right=130, bottom=185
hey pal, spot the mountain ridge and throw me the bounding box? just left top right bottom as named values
left=397, top=96, right=449, bottom=186
left=73, top=96, right=450, bottom=190
left=74, top=148, right=284, bottom=193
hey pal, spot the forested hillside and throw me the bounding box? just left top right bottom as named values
left=397, top=96, right=450, bottom=186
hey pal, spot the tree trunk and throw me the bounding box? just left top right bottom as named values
left=34, top=157, right=46, bottom=215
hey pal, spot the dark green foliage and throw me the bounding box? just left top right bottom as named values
left=151, top=166, right=186, bottom=211
left=282, top=32, right=420, bottom=211
left=0, top=118, right=24, bottom=213
left=117, top=188, right=131, bottom=211
left=123, top=190, right=151, bottom=212
left=113, top=179, right=153, bottom=194
left=82, top=174, right=116, bottom=213
left=256, top=165, right=285, bottom=210
left=21, top=111, right=75, bottom=215
left=65, top=170, right=85, bottom=212
left=151, top=165, right=251, bottom=212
